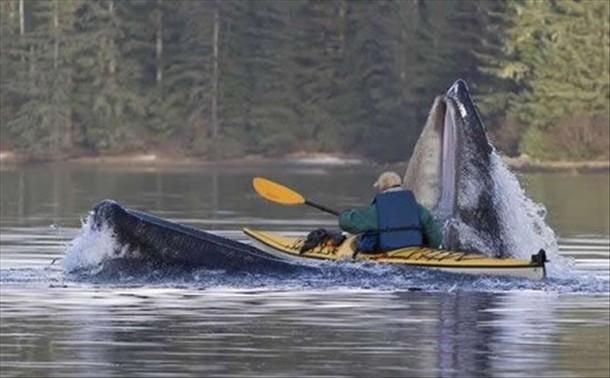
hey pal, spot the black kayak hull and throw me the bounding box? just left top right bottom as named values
left=91, top=200, right=309, bottom=272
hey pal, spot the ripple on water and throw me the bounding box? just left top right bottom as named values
left=1, top=223, right=609, bottom=294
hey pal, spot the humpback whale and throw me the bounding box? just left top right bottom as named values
left=67, top=79, right=555, bottom=273
left=404, top=79, right=552, bottom=257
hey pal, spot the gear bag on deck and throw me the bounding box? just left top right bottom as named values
left=300, top=228, right=345, bottom=254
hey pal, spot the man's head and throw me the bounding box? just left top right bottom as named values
left=373, top=171, right=402, bottom=192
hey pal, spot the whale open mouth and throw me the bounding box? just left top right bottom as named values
left=404, top=80, right=502, bottom=255
left=405, top=80, right=491, bottom=216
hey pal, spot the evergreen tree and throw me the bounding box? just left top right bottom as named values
left=396, top=0, right=454, bottom=158
left=340, top=1, right=410, bottom=161
left=156, top=0, right=215, bottom=152
left=219, top=1, right=298, bottom=156
left=0, top=0, right=20, bottom=145
left=2, top=0, right=604, bottom=162
left=216, top=0, right=252, bottom=156
left=243, top=0, right=298, bottom=155
left=483, top=0, right=610, bottom=159
left=72, top=0, right=146, bottom=153
left=290, top=0, right=345, bottom=151
left=117, top=0, right=174, bottom=138
left=4, top=0, right=79, bottom=158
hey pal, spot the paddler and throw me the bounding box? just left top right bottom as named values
left=338, top=171, right=443, bottom=252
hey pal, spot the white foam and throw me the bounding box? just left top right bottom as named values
left=452, top=220, right=496, bottom=255
left=63, top=215, right=132, bottom=273
left=489, top=153, right=569, bottom=277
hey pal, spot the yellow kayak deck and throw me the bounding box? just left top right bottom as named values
left=242, top=228, right=547, bottom=280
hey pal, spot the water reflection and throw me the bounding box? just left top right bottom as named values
left=522, top=173, right=610, bottom=236
left=1, top=287, right=608, bottom=377
left=2, top=163, right=608, bottom=236
left=0, top=163, right=609, bottom=377
left=1, top=162, right=369, bottom=230
left=436, top=293, right=495, bottom=376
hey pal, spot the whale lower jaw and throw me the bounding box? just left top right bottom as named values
left=81, top=199, right=312, bottom=273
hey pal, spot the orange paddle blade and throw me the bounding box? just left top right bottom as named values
left=252, top=177, right=305, bottom=205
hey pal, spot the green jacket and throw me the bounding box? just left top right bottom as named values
left=338, top=204, right=443, bottom=248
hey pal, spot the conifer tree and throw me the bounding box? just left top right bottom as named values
left=4, top=0, right=79, bottom=158
left=482, top=0, right=609, bottom=159
left=72, top=0, right=146, bottom=152
left=290, top=0, right=345, bottom=151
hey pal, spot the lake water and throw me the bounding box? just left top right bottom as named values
left=1, top=162, right=608, bottom=377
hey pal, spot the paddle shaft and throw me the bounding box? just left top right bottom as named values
left=304, top=200, right=340, bottom=216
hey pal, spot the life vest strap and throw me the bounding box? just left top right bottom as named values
left=378, top=226, right=422, bottom=232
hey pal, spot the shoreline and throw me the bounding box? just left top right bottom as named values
left=1, top=150, right=608, bottom=173
left=501, top=156, right=610, bottom=173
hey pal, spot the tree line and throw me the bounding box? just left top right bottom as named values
left=1, top=0, right=608, bottom=162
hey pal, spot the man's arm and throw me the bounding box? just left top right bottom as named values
left=338, top=205, right=378, bottom=234
left=417, top=205, right=443, bottom=248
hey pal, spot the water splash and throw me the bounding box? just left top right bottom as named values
left=63, top=214, right=135, bottom=274
left=488, top=153, right=569, bottom=277
left=437, top=146, right=570, bottom=278
left=59, top=259, right=607, bottom=293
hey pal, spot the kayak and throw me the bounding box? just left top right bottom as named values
left=242, top=228, right=548, bottom=280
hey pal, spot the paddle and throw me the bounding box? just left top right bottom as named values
left=252, top=177, right=340, bottom=216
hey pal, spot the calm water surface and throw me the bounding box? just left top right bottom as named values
left=1, top=162, right=608, bottom=377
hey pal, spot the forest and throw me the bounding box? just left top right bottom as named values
left=0, top=0, right=608, bottom=162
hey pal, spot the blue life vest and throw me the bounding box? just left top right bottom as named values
left=357, top=188, right=423, bottom=252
